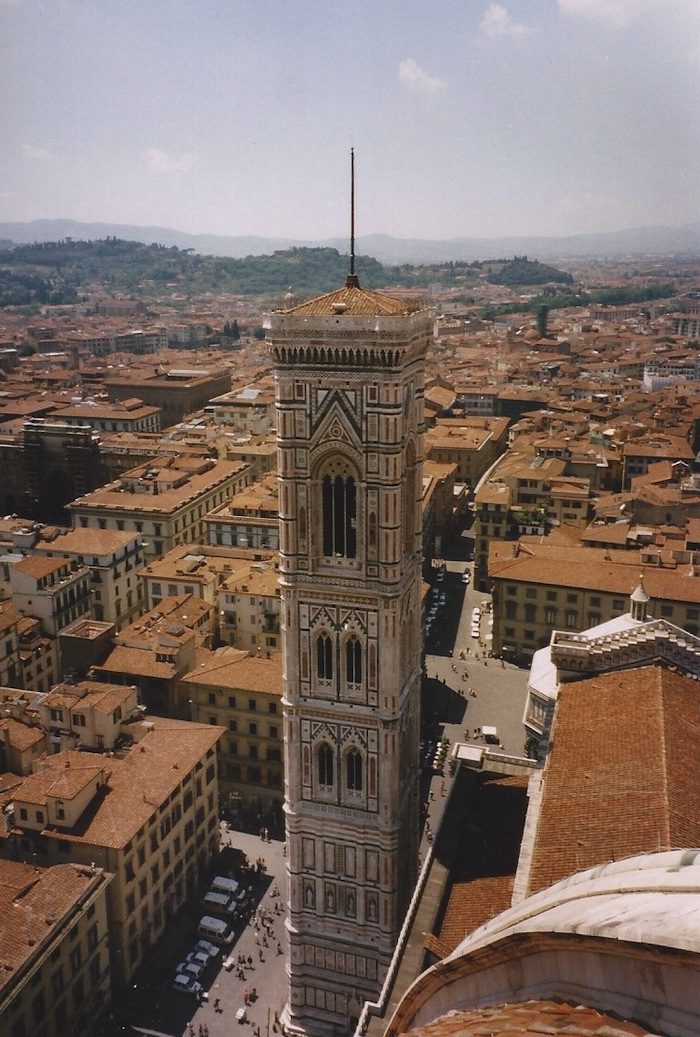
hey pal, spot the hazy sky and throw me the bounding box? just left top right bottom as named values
left=2, top=0, right=699, bottom=241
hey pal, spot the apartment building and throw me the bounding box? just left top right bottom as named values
left=68, top=456, right=250, bottom=562
left=218, top=559, right=281, bottom=654
left=138, top=544, right=276, bottom=640
left=0, top=859, right=112, bottom=1037
left=220, top=432, right=277, bottom=480
left=34, top=527, right=145, bottom=628
left=181, top=650, right=283, bottom=824
left=104, top=366, right=231, bottom=426
left=0, top=711, right=223, bottom=988
left=421, top=459, right=462, bottom=562
left=473, top=452, right=594, bottom=592
left=37, top=681, right=140, bottom=753
left=49, top=397, right=161, bottom=435
left=92, top=595, right=213, bottom=716
left=16, top=616, right=60, bottom=696
left=622, top=433, right=695, bottom=487
left=424, top=416, right=509, bottom=488
left=204, top=471, right=280, bottom=550
left=9, top=557, right=92, bottom=638
left=207, top=382, right=276, bottom=435
left=0, top=689, right=49, bottom=774
left=489, top=538, right=700, bottom=662
left=0, top=601, right=23, bottom=688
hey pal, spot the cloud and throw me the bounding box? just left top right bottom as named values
left=23, top=144, right=54, bottom=162
left=398, top=59, right=446, bottom=94
left=480, top=4, right=533, bottom=38
left=144, top=148, right=196, bottom=173
left=557, top=0, right=678, bottom=27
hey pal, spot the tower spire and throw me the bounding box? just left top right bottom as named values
left=347, top=147, right=360, bottom=288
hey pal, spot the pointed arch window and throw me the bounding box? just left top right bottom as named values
left=346, top=750, right=363, bottom=792
left=346, top=637, right=362, bottom=684
left=317, top=634, right=333, bottom=681
left=318, top=743, right=334, bottom=787
left=322, top=473, right=357, bottom=558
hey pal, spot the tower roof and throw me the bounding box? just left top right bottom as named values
left=281, top=280, right=421, bottom=318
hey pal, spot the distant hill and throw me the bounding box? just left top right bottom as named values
left=1, top=218, right=700, bottom=263
left=0, top=239, right=578, bottom=307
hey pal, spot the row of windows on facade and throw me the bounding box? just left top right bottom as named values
left=225, top=763, right=282, bottom=786
left=205, top=694, right=278, bottom=713
left=222, top=740, right=281, bottom=761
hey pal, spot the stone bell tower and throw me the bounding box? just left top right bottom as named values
left=267, top=265, right=433, bottom=1034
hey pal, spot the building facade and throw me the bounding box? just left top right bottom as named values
left=267, top=277, right=432, bottom=1034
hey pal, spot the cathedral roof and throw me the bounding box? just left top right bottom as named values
left=282, top=279, right=421, bottom=317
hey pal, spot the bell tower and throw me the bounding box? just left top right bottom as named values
left=267, top=268, right=433, bottom=1034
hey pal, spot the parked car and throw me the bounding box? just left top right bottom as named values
left=223, top=953, right=236, bottom=971
left=177, top=961, right=204, bottom=981
left=173, top=973, right=202, bottom=996
left=194, top=939, right=220, bottom=961
left=184, top=950, right=210, bottom=970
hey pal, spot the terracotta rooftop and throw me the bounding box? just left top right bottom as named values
left=9, top=717, right=223, bottom=849
left=526, top=665, right=700, bottom=896
left=489, top=539, right=700, bottom=603
left=181, top=649, right=282, bottom=694
left=281, top=281, right=421, bottom=317
left=0, top=861, right=108, bottom=991
left=401, top=999, right=664, bottom=1036
left=427, top=775, right=529, bottom=959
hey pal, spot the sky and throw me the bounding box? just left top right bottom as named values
left=2, top=0, right=700, bottom=242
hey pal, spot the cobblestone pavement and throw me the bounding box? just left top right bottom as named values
left=124, top=828, right=289, bottom=1037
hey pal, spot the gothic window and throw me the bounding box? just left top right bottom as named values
left=318, top=743, right=334, bottom=787
left=299, top=506, right=307, bottom=545
left=346, top=637, right=362, bottom=684
left=322, top=473, right=357, bottom=558
left=346, top=750, right=363, bottom=792
left=317, top=633, right=333, bottom=681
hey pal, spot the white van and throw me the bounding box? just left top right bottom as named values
left=210, top=875, right=240, bottom=897
left=198, top=915, right=235, bottom=946
left=202, top=890, right=237, bottom=918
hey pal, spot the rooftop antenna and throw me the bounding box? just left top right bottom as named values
left=347, top=148, right=360, bottom=288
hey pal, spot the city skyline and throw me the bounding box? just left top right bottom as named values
left=2, top=0, right=699, bottom=242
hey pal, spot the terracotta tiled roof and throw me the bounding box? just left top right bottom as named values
left=0, top=718, right=45, bottom=752
left=0, top=861, right=107, bottom=988
left=527, top=665, right=700, bottom=895
left=282, top=282, right=421, bottom=317
left=489, top=540, right=700, bottom=603
left=429, top=776, right=529, bottom=957
left=10, top=717, right=222, bottom=849
left=182, top=650, right=282, bottom=694
left=401, top=999, right=663, bottom=1036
